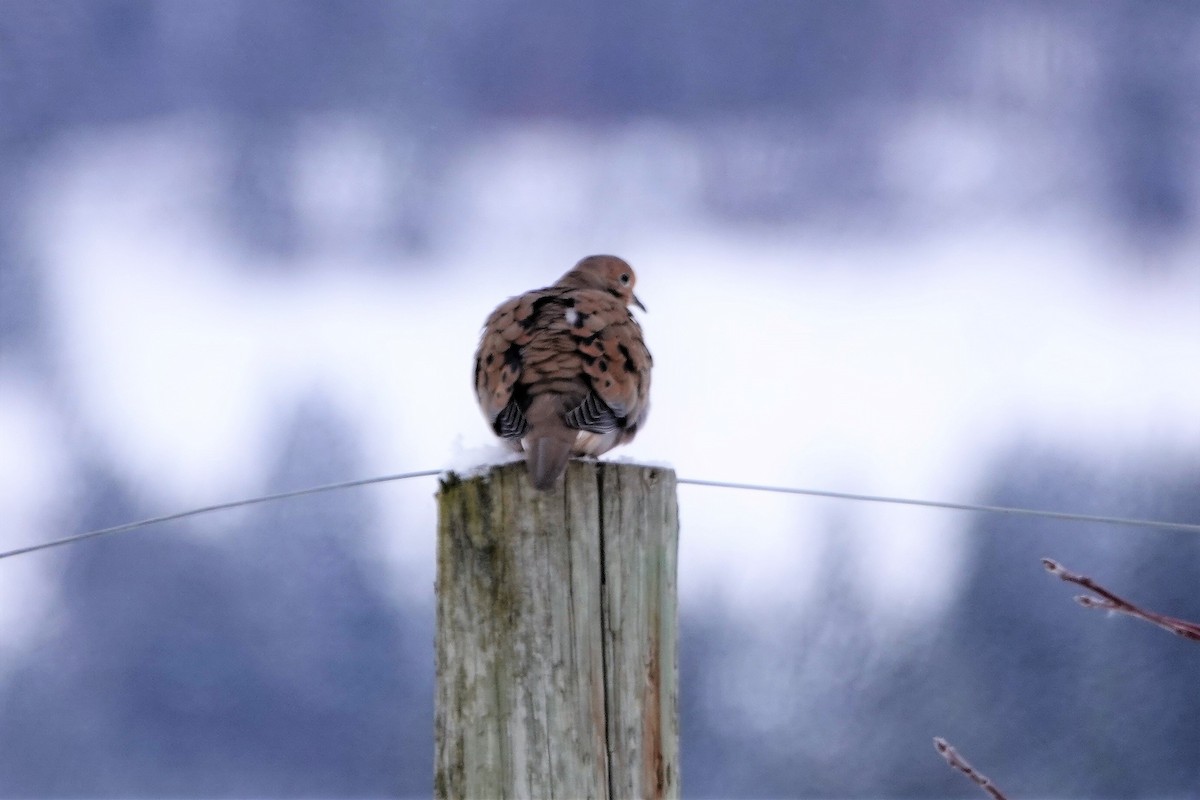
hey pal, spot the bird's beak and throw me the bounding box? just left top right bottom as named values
left=632, top=294, right=646, bottom=312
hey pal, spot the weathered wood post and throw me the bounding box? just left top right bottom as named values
left=435, top=459, right=679, bottom=800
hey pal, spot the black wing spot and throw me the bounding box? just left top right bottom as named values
left=598, top=359, right=608, bottom=372
left=618, top=343, right=637, bottom=374
left=485, top=353, right=495, bottom=366
left=521, top=295, right=564, bottom=330
left=503, top=342, right=522, bottom=371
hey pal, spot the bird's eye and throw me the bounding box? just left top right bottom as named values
left=619, top=273, right=631, bottom=285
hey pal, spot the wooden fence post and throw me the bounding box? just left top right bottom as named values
left=435, top=459, right=679, bottom=800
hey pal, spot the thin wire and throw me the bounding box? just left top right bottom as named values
left=675, top=476, right=1200, bottom=534
left=4, top=467, right=1199, bottom=563
left=0, top=470, right=442, bottom=562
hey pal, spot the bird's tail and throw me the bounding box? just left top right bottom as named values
left=526, top=436, right=573, bottom=491
left=523, top=394, right=576, bottom=491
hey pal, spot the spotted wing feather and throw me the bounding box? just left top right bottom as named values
left=569, top=291, right=652, bottom=434
left=473, top=291, right=545, bottom=432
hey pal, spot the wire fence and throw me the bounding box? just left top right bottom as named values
left=2, top=465, right=1198, bottom=563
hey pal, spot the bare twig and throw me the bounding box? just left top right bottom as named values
left=933, top=738, right=1008, bottom=800
left=1041, top=559, right=1200, bottom=642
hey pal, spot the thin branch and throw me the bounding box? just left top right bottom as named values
left=933, top=738, right=1008, bottom=800
left=1042, top=558, right=1200, bottom=642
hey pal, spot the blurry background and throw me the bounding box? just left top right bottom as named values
left=1, top=1, right=1199, bottom=797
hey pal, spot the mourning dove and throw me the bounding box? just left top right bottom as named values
left=474, top=255, right=652, bottom=491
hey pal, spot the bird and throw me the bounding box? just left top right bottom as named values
left=473, top=255, right=652, bottom=491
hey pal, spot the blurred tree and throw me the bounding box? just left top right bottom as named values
left=0, top=399, right=433, bottom=798
left=1095, top=0, right=1198, bottom=247
left=941, top=448, right=1200, bottom=795
left=4, top=0, right=1199, bottom=254
left=675, top=447, right=1200, bottom=797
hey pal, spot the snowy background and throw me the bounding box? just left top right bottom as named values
left=1, top=2, right=1199, bottom=797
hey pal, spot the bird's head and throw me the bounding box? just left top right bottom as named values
left=559, top=255, right=646, bottom=312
